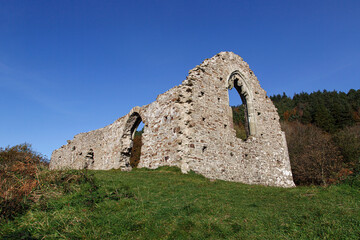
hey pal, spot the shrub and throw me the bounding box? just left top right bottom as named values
left=0, top=143, right=48, bottom=219
left=0, top=143, right=100, bottom=220
left=281, top=122, right=344, bottom=185
left=332, top=124, right=360, bottom=175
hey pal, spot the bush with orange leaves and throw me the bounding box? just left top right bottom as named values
left=0, top=143, right=48, bottom=220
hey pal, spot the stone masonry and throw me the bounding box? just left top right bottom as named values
left=50, top=52, right=295, bottom=187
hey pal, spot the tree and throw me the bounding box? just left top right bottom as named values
left=333, top=125, right=360, bottom=175
left=281, top=122, right=343, bottom=185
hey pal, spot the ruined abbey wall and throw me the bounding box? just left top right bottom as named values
left=50, top=52, right=295, bottom=187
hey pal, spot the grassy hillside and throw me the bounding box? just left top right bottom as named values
left=1, top=167, right=359, bottom=239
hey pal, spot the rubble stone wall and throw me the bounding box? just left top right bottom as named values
left=50, top=52, right=295, bottom=187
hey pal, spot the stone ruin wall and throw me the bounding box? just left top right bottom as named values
left=50, top=52, right=295, bottom=187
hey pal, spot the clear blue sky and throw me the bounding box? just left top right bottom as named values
left=1, top=0, right=359, bottom=159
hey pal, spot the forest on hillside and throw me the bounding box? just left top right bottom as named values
left=271, top=89, right=360, bottom=132
left=232, top=89, right=360, bottom=185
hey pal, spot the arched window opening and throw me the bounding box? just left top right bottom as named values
left=121, top=112, right=144, bottom=169
left=229, top=84, right=248, bottom=141
left=228, top=71, right=255, bottom=140
left=130, top=121, right=144, bottom=168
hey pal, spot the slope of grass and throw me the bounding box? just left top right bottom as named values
left=1, top=167, right=359, bottom=239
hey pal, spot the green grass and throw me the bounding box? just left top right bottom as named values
left=1, top=167, right=359, bottom=239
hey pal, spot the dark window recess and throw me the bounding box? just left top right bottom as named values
left=229, top=78, right=249, bottom=141
left=85, top=149, right=94, bottom=169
